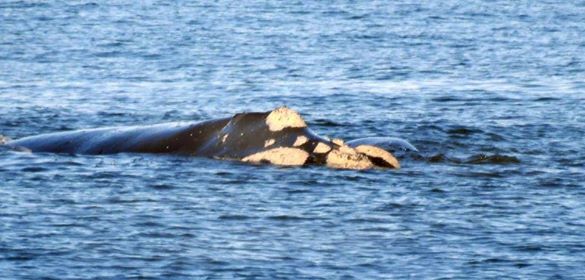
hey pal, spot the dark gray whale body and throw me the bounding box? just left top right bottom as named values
left=5, top=107, right=406, bottom=169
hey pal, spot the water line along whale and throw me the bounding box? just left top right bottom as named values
left=4, top=107, right=405, bottom=170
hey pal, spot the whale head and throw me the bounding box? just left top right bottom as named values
left=212, top=107, right=400, bottom=170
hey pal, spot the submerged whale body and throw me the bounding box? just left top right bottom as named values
left=5, top=107, right=407, bottom=170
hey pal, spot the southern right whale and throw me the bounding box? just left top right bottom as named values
left=4, top=107, right=413, bottom=170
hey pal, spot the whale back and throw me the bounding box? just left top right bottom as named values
left=6, top=118, right=229, bottom=155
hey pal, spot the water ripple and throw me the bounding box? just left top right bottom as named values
left=1, top=0, right=584, bottom=279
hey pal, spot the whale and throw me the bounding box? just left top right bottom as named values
left=3, top=107, right=407, bottom=170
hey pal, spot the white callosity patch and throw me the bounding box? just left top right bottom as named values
left=326, top=146, right=374, bottom=170
left=313, top=142, right=331, bottom=154
left=332, top=138, right=345, bottom=146
left=264, top=138, right=275, bottom=147
left=265, top=107, right=307, bottom=132
left=293, top=136, right=308, bottom=147
left=242, top=147, right=309, bottom=166
left=338, top=144, right=357, bottom=155
left=355, top=145, right=400, bottom=169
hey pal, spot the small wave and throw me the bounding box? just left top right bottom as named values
left=425, top=153, right=520, bottom=165
left=97, top=111, right=129, bottom=117
left=374, top=202, right=416, bottom=211
left=455, top=171, right=505, bottom=178
left=218, top=214, right=254, bottom=220
left=432, top=96, right=461, bottom=102
left=447, top=126, right=483, bottom=136
left=266, top=215, right=310, bottom=221
left=433, top=96, right=516, bottom=103
left=467, top=258, right=512, bottom=265
left=3, top=252, right=38, bottom=261
left=430, top=188, right=446, bottom=193
left=273, top=80, right=421, bottom=93
left=533, top=97, right=561, bottom=102
left=311, top=119, right=344, bottom=127
left=133, top=221, right=164, bottom=227
left=464, top=154, right=520, bottom=165
left=106, top=197, right=156, bottom=204
left=20, top=166, right=49, bottom=173
left=148, top=184, right=175, bottom=190
left=426, top=153, right=448, bottom=163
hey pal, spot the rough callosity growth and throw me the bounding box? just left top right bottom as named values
left=265, top=107, right=307, bottom=131
left=355, top=145, right=400, bottom=169
left=242, top=147, right=309, bottom=166
left=332, top=138, right=345, bottom=146
left=338, top=144, right=357, bottom=155
left=293, top=136, right=308, bottom=147
left=264, top=138, right=275, bottom=147
left=313, top=142, right=331, bottom=154
left=326, top=147, right=374, bottom=170
left=322, top=143, right=401, bottom=170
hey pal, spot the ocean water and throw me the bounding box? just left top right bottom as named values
left=1, top=1, right=584, bottom=279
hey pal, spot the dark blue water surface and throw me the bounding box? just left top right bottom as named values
left=1, top=1, right=585, bottom=279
